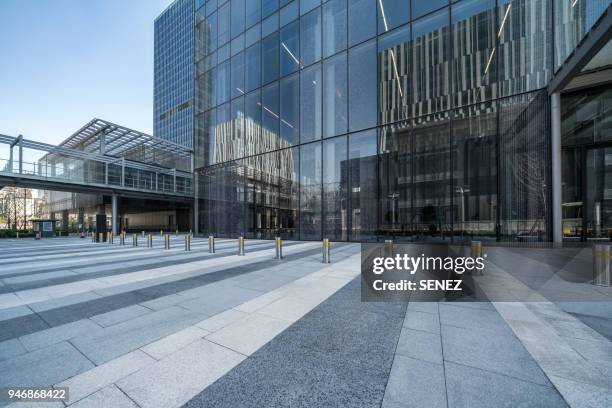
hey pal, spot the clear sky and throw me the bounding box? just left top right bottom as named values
left=0, top=0, right=171, bottom=147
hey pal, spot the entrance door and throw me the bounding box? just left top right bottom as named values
left=585, top=147, right=612, bottom=240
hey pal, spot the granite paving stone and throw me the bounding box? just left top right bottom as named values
left=58, top=350, right=155, bottom=404
left=445, top=361, right=568, bottom=408
left=0, top=342, right=94, bottom=389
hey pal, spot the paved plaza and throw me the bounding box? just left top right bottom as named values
left=0, top=236, right=611, bottom=407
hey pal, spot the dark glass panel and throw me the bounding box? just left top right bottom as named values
left=300, top=7, right=322, bottom=67
left=322, top=0, right=347, bottom=58
left=231, top=0, right=245, bottom=38
left=323, top=52, right=348, bottom=138
left=218, top=1, right=231, bottom=45
left=262, top=82, right=280, bottom=152
left=246, top=0, right=261, bottom=27
left=412, top=0, right=447, bottom=19
left=300, top=63, right=322, bottom=142
left=280, top=73, right=300, bottom=146
left=348, top=0, right=376, bottom=47
left=323, top=136, right=348, bottom=240
left=378, top=25, right=410, bottom=124
left=377, top=0, right=409, bottom=34
left=452, top=102, right=497, bottom=241
left=379, top=121, right=412, bottom=238
left=279, top=147, right=300, bottom=239
left=348, top=130, right=378, bottom=241
left=497, top=0, right=551, bottom=97
left=451, top=0, right=497, bottom=107
left=245, top=43, right=261, bottom=91
left=216, top=59, right=231, bottom=105
left=231, top=52, right=245, bottom=99
left=499, top=91, right=551, bottom=241
left=412, top=9, right=450, bottom=117
left=300, top=142, right=322, bottom=240
left=349, top=39, right=377, bottom=132
left=262, top=33, right=280, bottom=84
left=413, top=112, right=451, bottom=241
left=280, top=20, right=300, bottom=76
left=245, top=90, right=262, bottom=156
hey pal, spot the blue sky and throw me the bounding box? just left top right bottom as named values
left=0, top=0, right=171, bottom=146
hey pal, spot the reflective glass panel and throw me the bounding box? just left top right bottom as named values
left=300, top=63, right=322, bottom=142
left=323, top=52, right=348, bottom=138
left=323, top=0, right=347, bottom=58
left=300, top=142, right=322, bottom=240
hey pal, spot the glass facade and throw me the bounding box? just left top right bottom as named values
left=188, top=0, right=609, bottom=242
left=154, top=0, right=195, bottom=148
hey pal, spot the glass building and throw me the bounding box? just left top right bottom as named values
left=170, top=0, right=611, bottom=242
left=154, top=0, right=196, bottom=147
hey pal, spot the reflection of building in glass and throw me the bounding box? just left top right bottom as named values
left=158, top=0, right=612, bottom=242
left=154, top=0, right=195, bottom=147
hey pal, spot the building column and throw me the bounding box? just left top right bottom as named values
left=62, top=210, right=69, bottom=230
left=111, top=194, right=118, bottom=235
left=551, top=92, right=563, bottom=244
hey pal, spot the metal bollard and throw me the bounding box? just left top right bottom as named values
left=164, top=234, right=170, bottom=250
left=142, top=231, right=145, bottom=238
left=593, top=244, right=612, bottom=286
left=208, top=235, right=215, bottom=253
left=98, top=232, right=103, bottom=243
left=322, top=238, right=331, bottom=263
left=185, top=234, right=191, bottom=251
left=160, top=229, right=163, bottom=236
left=108, top=232, right=114, bottom=244
left=275, top=237, right=283, bottom=259
left=238, top=236, right=245, bottom=256
left=91, top=232, right=95, bottom=243
left=471, top=241, right=483, bottom=275
left=383, top=239, right=394, bottom=258
left=176, top=229, right=179, bottom=236
left=147, top=233, right=153, bottom=248
left=120, top=232, right=125, bottom=245
left=132, top=233, right=138, bottom=247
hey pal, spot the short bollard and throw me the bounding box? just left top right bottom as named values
left=164, top=234, right=171, bottom=250
left=593, top=244, right=612, bottom=286
left=91, top=232, right=95, bottom=243
left=238, top=236, right=245, bottom=256
left=275, top=237, right=283, bottom=259
left=190, top=229, right=193, bottom=237
left=383, top=239, right=394, bottom=257
left=132, top=234, right=138, bottom=247
left=98, top=232, right=103, bottom=243
left=208, top=235, right=215, bottom=253
left=322, top=238, right=331, bottom=263
left=142, top=231, right=145, bottom=238
left=120, top=232, right=125, bottom=245
left=108, top=232, right=114, bottom=244
left=184, top=234, right=191, bottom=251
left=160, top=230, right=163, bottom=236
left=176, top=229, right=179, bottom=236
left=471, top=241, right=483, bottom=275
left=147, top=233, right=153, bottom=248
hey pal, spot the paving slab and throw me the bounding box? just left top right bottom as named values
left=382, top=355, right=447, bottom=408
left=19, top=319, right=103, bottom=352
left=0, top=338, right=26, bottom=362
left=141, top=326, right=210, bottom=360
left=89, top=304, right=152, bottom=327
left=118, top=339, right=245, bottom=408
left=70, top=306, right=205, bottom=365
left=195, top=309, right=248, bottom=333
left=0, top=342, right=93, bottom=388
left=445, top=361, right=568, bottom=408
left=58, top=350, right=155, bottom=404
left=68, top=385, right=138, bottom=408
left=394, top=327, right=442, bottom=365
left=441, top=324, right=552, bottom=387
left=403, top=309, right=440, bottom=334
